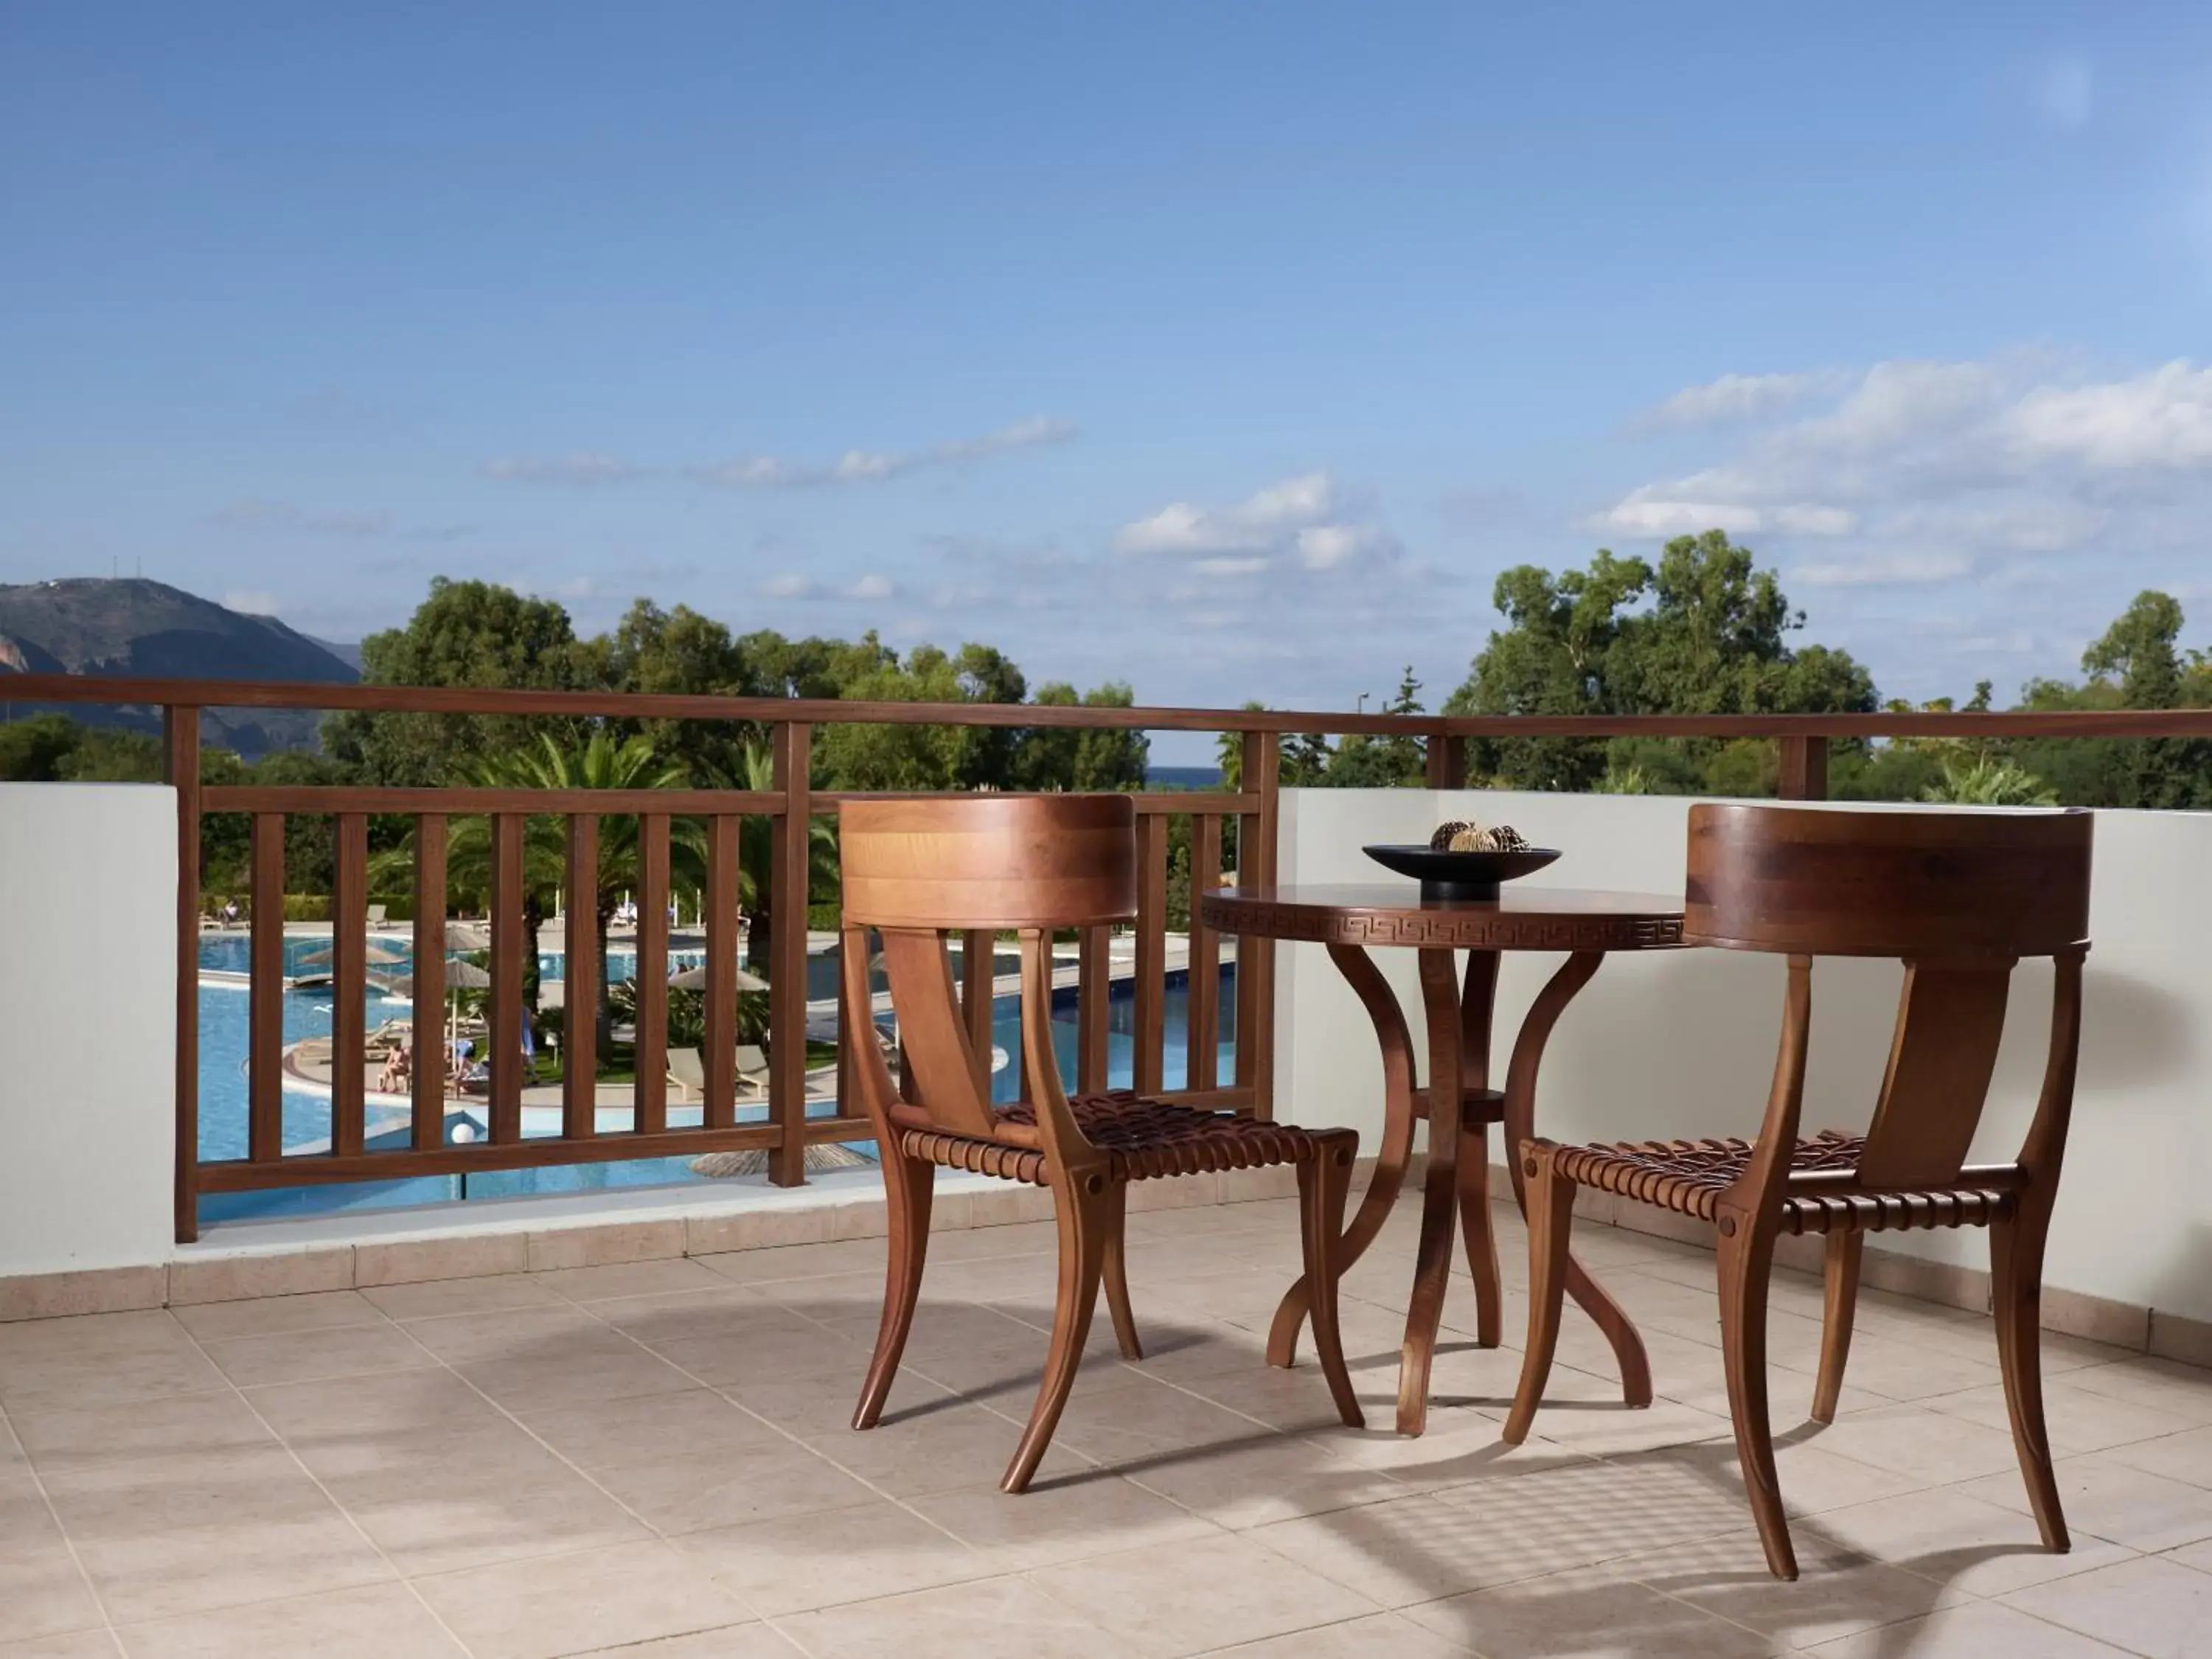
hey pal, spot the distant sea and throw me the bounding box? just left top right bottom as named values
left=1145, top=764, right=1225, bottom=790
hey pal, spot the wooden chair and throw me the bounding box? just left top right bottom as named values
left=1504, top=803, right=2093, bottom=1580
left=840, top=794, right=1366, bottom=1492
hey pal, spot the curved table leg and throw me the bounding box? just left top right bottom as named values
left=1397, top=946, right=1472, bottom=1433
left=1503, top=951, right=1652, bottom=1410
left=1456, top=951, right=1503, bottom=1349
left=1268, top=942, right=1416, bottom=1366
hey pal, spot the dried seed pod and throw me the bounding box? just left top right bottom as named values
left=1430, top=821, right=1472, bottom=852
left=1448, top=823, right=1495, bottom=852
left=1489, top=825, right=1530, bottom=852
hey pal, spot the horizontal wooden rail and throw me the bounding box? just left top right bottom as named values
left=15, top=670, right=2212, bottom=740
left=204, top=787, right=786, bottom=815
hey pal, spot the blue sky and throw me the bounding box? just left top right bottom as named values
left=4, top=3, right=2211, bottom=759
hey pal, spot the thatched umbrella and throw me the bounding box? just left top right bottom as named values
left=667, top=962, right=768, bottom=992
left=296, top=939, right=411, bottom=969
left=392, top=959, right=493, bottom=1069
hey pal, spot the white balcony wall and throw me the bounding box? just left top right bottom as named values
left=1274, top=787, right=2212, bottom=1328
left=0, top=784, right=175, bottom=1277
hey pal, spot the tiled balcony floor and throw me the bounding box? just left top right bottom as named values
left=4, top=1194, right=2211, bottom=1658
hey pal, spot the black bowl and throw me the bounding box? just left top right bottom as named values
left=1362, top=843, right=1561, bottom=901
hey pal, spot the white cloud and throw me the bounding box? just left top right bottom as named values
left=2003, top=361, right=2212, bottom=469
left=1791, top=552, right=1975, bottom=588
left=762, top=573, right=818, bottom=599
left=1114, top=472, right=1397, bottom=577
left=1597, top=355, right=2212, bottom=588
left=223, top=590, right=281, bottom=615
left=846, top=573, right=896, bottom=600
left=492, top=417, right=1076, bottom=493
left=1641, top=372, right=1829, bottom=428
left=479, top=454, right=642, bottom=485
left=1594, top=490, right=1856, bottom=538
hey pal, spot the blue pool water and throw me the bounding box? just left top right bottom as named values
left=193, top=936, right=1235, bottom=1225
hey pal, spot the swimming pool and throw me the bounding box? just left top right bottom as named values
left=192, top=938, right=1237, bottom=1225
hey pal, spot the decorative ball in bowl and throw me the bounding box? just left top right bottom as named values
left=1363, top=820, right=1559, bottom=901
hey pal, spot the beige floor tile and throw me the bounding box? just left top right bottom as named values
left=582, top=1289, right=792, bottom=1348
left=648, top=1323, right=871, bottom=1391
left=1251, top=1492, right=1548, bottom=1607
left=1653, top=1436, right=1936, bottom=1520
left=320, top=1455, right=650, bottom=1577
left=1800, top=1402, right=2027, bottom=1483
left=908, top=1472, right=1217, bottom=1570
left=412, top=1540, right=754, bottom=1659
left=397, top=1305, right=609, bottom=1363
left=676, top=1499, right=988, bottom=1615
left=1206, top=1610, right=1478, bottom=1658
left=2096, top=1423, right=2212, bottom=1490
left=1804, top=1485, right=2136, bottom=1597
left=905, top=1338, right=1154, bottom=1408
left=9, top=1393, right=274, bottom=1476
left=733, top=1367, right=958, bottom=1438
left=1029, top=1530, right=1380, bottom=1658
left=358, top=1276, right=566, bottom=1321
left=1961, top=1453, right=2212, bottom=1554
left=2062, top=1358, right=2212, bottom=1424
left=40, top=1443, right=346, bottom=1539
left=820, top=1301, right=1042, bottom=1361
left=530, top=1258, right=732, bottom=1303
left=197, top=1323, right=437, bottom=1388
left=1800, top=1600, right=2136, bottom=1658
left=0, top=1631, right=126, bottom=1658
left=1122, top=1433, right=1408, bottom=1529
left=111, top=1582, right=464, bottom=1658
left=1924, top=1379, right=2202, bottom=1455
left=1402, top=1566, right=1780, bottom=1658
left=71, top=1509, right=393, bottom=1627
left=245, top=1366, right=509, bottom=1451
left=2166, top=1537, right=2212, bottom=1573
left=167, top=1291, right=385, bottom=1342
left=0, top=1330, right=226, bottom=1415
left=562, top=1628, right=801, bottom=1658
left=0, top=1478, right=105, bottom=1645
left=1423, top=1452, right=1750, bottom=1582
left=513, top=1387, right=782, bottom=1470
left=808, top=1405, right=1094, bottom=1498
left=1627, top=1528, right=1970, bottom=1649
left=2003, top=1554, right=2212, bottom=1655
left=458, top=1342, right=698, bottom=1413
left=591, top=1439, right=880, bottom=1534
left=781, top=1572, right=1142, bottom=1659
left=694, top=1239, right=895, bottom=1285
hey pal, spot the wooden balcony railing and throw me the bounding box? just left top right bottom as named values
left=10, top=672, right=2212, bottom=1245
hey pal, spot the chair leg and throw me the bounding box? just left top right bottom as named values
left=1717, top=1220, right=1798, bottom=1580
left=1503, top=1144, right=1574, bottom=1445
left=1102, top=1181, right=1143, bottom=1361
left=852, top=1150, right=935, bottom=1430
left=1993, top=1213, right=2070, bottom=1551
left=1003, top=1171, right=1108, bottom=1493
left=1812, top=1231, right=1862, bottom=1425
left=1458, top=1116, right=1503, bottom=1349
left=1298, top=1142, right=1366, bottom=1427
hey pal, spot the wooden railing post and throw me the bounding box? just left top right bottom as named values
left=332, top=813, right=368, bottom=1158
left=1779, top=735, right=1829, bottom=801
left=247, top=813, right=285, bottom=1164
left=1236, top=728, right=1281, bottom=1120
left=411, top=816, right=448, bottom=1149
left=563, top=815, right=600, bottom=1141
left=768, top=720, right=812, bottom=1186
left=1427, top=731, right=1467, bottom=791
left=164, top=706, right=201, bottom=1243
left=490, top=814, right=526, bottom=1144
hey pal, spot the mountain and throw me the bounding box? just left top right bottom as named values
left=0, top=578, right=359, bottom=756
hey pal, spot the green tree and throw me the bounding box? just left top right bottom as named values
left=1020, top=681, right=1150, bottom=790
left=1446, top=531, right=1877, bottom=793
left=1323, top=667, right=1427, bottom=787
left=325, top=578, right=591, bottom=785
left=591, top=599, right=764, bottom=778
left=1922, top=758, right=2060, bottom=807
left=709, top=740, right=841, bottom=974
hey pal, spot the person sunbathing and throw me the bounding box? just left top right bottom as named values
left=378, top=1043, right=411, bottom=1093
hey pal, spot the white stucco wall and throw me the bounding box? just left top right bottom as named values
left=0, top=785, right=177, bottom=1276
left=1273, top=788, right=2212, bottom=1326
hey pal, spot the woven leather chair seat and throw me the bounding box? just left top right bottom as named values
left=901, top=1091, right=1356, bottom=1186
left=1550, top=1129, right=2017, bottom=1237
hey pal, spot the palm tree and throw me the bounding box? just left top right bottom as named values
left=375, top=731, right=706, bottom=1054
left=1921, top=757, right=2061, bottom=807
left=712, top=740, right=840, bottom=978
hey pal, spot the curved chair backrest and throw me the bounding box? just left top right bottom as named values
left=1685, top=804, right=2093, bottom=1192
left=839, top=795, right=1137, bottom=1147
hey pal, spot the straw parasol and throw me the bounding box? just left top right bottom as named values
left=392, top=960, right=493, bottom=1069
left=667, top=962, right=769, bottom=992
left=296, top=939, right=411, bottom=969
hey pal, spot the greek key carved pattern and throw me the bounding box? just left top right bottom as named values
left=1199, top=897, right=1683, bottom=952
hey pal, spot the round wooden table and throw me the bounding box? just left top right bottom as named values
left=1200, top=883, right=1686, bottom=1434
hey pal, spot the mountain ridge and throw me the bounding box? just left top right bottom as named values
left=0, top=577, right=360, bottom=756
